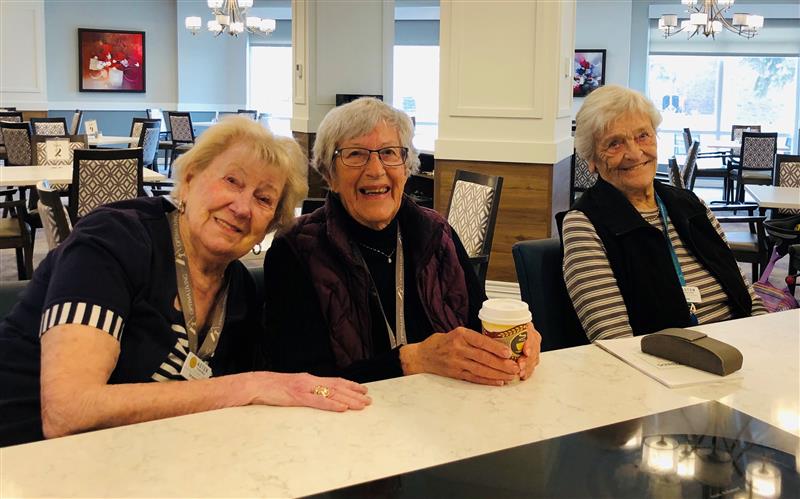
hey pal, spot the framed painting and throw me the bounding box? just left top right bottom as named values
left=573, top=49, right=606, bottom=98
left=78, top=28, right=145, bottom=92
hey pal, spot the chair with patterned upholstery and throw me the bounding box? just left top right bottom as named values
left=137, top=120, right=161, bottom=171
left=0, top=111, right=23, bottom=161
left=774, top=154, right=800, bottom=217
left=237, top=109, right=258, bottom=120
left=734, top=132, right=777, bottom=202
left=68, top=110, right=83, bottom=135
left=0, top=122, right=32, bottom=166
left=570, top=151, right=597, bottom=205
left=0, top=197, right=33, bottom=279
left=36, top=180, right=72, bottom=251
left=70, top=148, right=144, bottom=221
left=668, top=157, right=685, bottom=189
left=446, top=169, right=503, bottom=285
left=30, top=117, right=68, bottom=137
left=682, top=127, right=729, bottom=200
left=680, top=141, right=700, bottom=191
left=166, top=112, right=195, bottom=174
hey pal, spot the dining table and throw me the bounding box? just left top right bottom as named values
left=0, top=165, right=167, bottom=187
left=0, top=309, right=796, bottom=498
left=703, top=138, right=791, bottom=153
left=87, top=135, right=139, bottom=147
left=744, top=184, right=800, bottom=212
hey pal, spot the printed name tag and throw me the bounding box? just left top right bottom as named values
left=180, top=352, right=212, bottom=380
left=682, top=286, right=702, bottom=304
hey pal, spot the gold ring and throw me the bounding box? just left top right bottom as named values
left=312, top=385, right=331, bottom=398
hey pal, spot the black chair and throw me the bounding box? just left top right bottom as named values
left=681, top=141, right=700, bottom=191
left=70, top=148, right=144, bottom=221
left=166, top=112, right=195, bottom=174
left=0, top=121, right=32, bottom=166
left=237, top=109, right=258, bottom=120
left=0, top=111, right=23, bottom=161
left=0, top=198, right=33, bottom=279
left=147, top=108, right=172, bottom=170
left=136, top=120, right=162, bottom=171
left=36, top=180, right=72, bottom=250
left=708, top=204, right=769, bottom=282
left=129, top=117, right=158, bottom=140
left=569, top=151, right=597, bottom=204
left=682, top=128, right=729, bottom=199
left=445, top=169, right=503, bottom=285
left=773, top=154, right=800, bottom=217
left=512, top=238, right=588, bottom=351
left=68, top=110, right=83, bottom=135
left=30, top=117, right=68, bottom=137
left=735, top=132, right=777, bottom=202
left=668, top=157, right=684, bottom=189
left=301, top=197, right=325, bottom=215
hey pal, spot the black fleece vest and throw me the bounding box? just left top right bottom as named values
left=557, top=178, right=752, bottom=336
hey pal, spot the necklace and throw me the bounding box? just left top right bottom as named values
left=358, top=242, right=396, bottom=263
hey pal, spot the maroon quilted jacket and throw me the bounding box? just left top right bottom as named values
left=282, top=194, right=470, bottom=367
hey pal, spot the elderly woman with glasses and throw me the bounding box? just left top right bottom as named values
left=263, top=97, right=540, bottom=385
left=559, top=85, right=765, bottom=343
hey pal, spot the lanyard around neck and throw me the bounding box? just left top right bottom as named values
left=360, top=226, right=407, bottom=349
left=168, top=210, right=230, bottom=359
left=655, top=194, right=698, bottom=325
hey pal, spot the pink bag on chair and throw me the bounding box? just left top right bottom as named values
left=752, top=248, right=799, bottom=313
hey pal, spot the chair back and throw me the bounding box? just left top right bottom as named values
left=30, top=117, right=68, bottom=137
left=571, top=152, right=597, bottom=204
left=137, top=120, right=161, bottom=169
left=0, top=122, right=32, bottom=165
left=775, top=154, right=800, bottom=216
left=70, top=148, right=144, bottom=220
left=446, top=169, right=503, bottom=284
left=731, top=125, right=762, bottom=156
left=146, top=108, right=168, bottom=133
left=167, top=112, right=195, bottom=143
left=512, top=238, right=588, bottom=351
left=130, top=116, right=156, bottom=140
left=36, top=180, right=72, bottom=250
left=740, top=132, right=777, bottom=171
left=682, top=141, right=700, bottom=190
left=69, top=110, right=83, bottom=135
left=682, top=128, right=693, bottom=153
left=31, top=135, right=88, bottom=166
left=237, top=109, right=258, bottom=120
left=0, top=111, right=23, bottom=146
left=668, top=157, right=684, bottom=189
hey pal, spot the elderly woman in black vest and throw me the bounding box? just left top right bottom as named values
left=264, top=97, right=540, bottom=384
left=559, top=85, right=765, bottom=342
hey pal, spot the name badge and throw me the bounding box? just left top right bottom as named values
left=180, top=352, right=212, bottom=380
left=682, top=286, right=702, bottom=304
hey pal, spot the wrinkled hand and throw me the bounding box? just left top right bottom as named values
left=516, top=322, right=542, bottom=381
left=249, top=372, right=371, bottom=412
left=400, top=326, right=521, bottom=385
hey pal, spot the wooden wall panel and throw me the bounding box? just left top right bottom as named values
left=435, top=159, right=567, bottom=282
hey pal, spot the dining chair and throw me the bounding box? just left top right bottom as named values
left=735, top=132, right=778, bottom=202
left=774, top=154, right=800, bottom=217
left=36, top=180, right=72, bottom=251
left=30, top=117, right=68, bottom=137
left=237, top=109, right=258, bottom=120
left=569, top=151, right=597, bottom=204
left=681, top=141, right=700, bottom=191
left=709, top=205, right=769, bottom=283
left=147, top=108, right=172, bottom=170
left=166, top=112, right=195, bottom=174
left=0, top=197, right=33, bottom=279
left=445, top=169, right=503, bottom=285
left=682, top=128, right=729, bottom=199
left=129, top=117, right=158, bottom=141
left=0, top=122, right=32, bottom=166
left=68, top=110, right=83, bottom=135
left=668, top=157, right=685, bottom=189
left=70, top=148, right=144, bottom=221
left=137, top=120, right=162, bottom=171
left=0, top=111, right=24, bottom=161
left=512, top=238, right=587, bottom=351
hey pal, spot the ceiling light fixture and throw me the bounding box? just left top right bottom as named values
left=185, top=0, right=276, bottom=38
left=658, top=0, right=763, bottom=39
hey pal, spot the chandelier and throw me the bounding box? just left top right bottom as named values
left=658, top=0, right=764, bottom=39
left=185, top=0, right=276, bottom=37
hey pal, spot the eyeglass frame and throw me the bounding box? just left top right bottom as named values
left=333, top=146, right=409, bottom=169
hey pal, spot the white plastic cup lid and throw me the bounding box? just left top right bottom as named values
left=478, top=298, right=532, bottom=325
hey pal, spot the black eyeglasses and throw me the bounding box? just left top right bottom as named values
left=334, top=147, right=408, bottom=168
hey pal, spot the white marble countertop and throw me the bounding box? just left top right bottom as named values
left=1, top=310, right=797, bottom=498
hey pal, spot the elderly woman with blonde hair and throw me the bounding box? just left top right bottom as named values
left=0, top=116, right=370, bottom=447
left=264, top=97, right=541, bottom=385
left=559, top=85, right=765, bottom=343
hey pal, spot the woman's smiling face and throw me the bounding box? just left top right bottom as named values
left=329, top=121, right=408, bottom=230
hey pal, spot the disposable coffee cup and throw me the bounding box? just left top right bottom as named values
left=478, top=299, right=532, bottom=360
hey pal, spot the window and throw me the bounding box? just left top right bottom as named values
left=393, top=45, right=439, bottom=151
left=648, top=55, right=798, bottom=158
left=248, top=46, right=292, bottom=137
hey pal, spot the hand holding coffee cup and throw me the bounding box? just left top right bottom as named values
left=479, top=299, right=532, bottom=360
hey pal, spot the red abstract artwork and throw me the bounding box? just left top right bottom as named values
left=78, top=29, right=145, bottom=93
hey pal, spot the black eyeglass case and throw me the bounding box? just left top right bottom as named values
left=641, top=328, right=743, bottom=376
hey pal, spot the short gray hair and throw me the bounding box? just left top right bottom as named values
left=574, top=85, right=662, bottom=163
left=311, top=97, right=420, bottom=184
